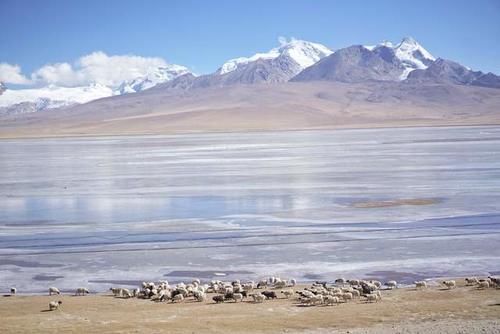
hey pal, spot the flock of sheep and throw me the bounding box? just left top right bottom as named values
left=102, top=276, right=389, bottom=305
left=7, top=275, right=499, bottom=311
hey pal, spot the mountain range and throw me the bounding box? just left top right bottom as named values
left=1, top=37, right=500, bottom=137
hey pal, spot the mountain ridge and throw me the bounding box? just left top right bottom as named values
left=1, top=36, right=499, bottom=119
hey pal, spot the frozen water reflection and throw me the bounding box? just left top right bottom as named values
left=0, top=126, right=499, bottom=292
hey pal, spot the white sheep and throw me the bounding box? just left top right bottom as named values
left=328, top=287, right=342, bottom=294
left=158, top=281, right=169, bottom=290
left=301, top=290, right=315, bottom=298
left=309, top=294, right=324, bottom=305
left=415, top=281, right=427, bottom=289
left=442, top=280, right=456, bottom=289
left=232, top=293, right=244, bottom=302
left=477, top=281, right=490, bottom=289
left=48, top=287, right=60, bottom=295
left=365, top=294, right=379, bottom=303
left=341, top=286, right=354, bottom=293
left=120, top=288, right=133, bottom=298
left=10, top=287, right=16, bottom=295
left=75, top=287, right=89, bottom=296
left=386, top=280, right=397, bottom=289
left=324, top=296, right=340, bottom=306
left=332, top=292, right=344, bottom=299
left=465, top=277, right=479, bottom=286
left=48, top=300, right=62, bottom=311
left=281, top=289, right=294, bottom=299
left=342, top=292, right=353, bottom=302
left=289, top=279, right=297, bottom=287
left=351, top=290, right=360, bottom=298
left=251, top=293, right=265, bottom=303
left=110, top=287, right=122, bottom=296
left=156, top=289, right=172, bottom=302
left=172, top=293, right=184, bottom=303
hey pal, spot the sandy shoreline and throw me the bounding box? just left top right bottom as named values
left=2, top=281, right=499, bottom=333
left=1, top=122, right=500, bottom=140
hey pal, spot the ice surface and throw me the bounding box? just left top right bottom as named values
left=1, top=126, right=500, bottom=292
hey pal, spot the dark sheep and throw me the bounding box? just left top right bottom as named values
left=213, top=295, right=225, bottom=304
left=361, top=282, right=375, bottom=294
left=314, top=281, right=328, bottom=288
left=261, top=291, right=277, bottom=299
left=489, top=276, right=500, bottom=287
left=171, top=290, right=183, bottom=298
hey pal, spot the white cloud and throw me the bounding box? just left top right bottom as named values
left=31, top=52, right=170, bottom=88
left=32, top=62, right=85, bottom=86
left=278, top=36, right=297, bottom=47
left=0, top=63, right=31, bottom=84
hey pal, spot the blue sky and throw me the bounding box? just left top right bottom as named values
left=1, top=0, right=499, bottom=77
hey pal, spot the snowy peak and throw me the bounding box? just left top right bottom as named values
left=115, top=64, right=191, bottom=95
left=218, top=38, right=332, bottom=75
left=365, top=37, right=435, bottom=79
left=0, top=62, right=191, bottom=114
left=0, top=82, right=6, bottom=95
left=396, top=37, right=434, bottom=59
left=277, top=39, right=333, bottom=69
left=0, top=84, right=114, bottom=109
left=394, top=37, right=435, bottom=74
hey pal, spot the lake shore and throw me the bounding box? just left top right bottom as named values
left=1, top=122, right=500, bottom=140
left=2, top=281, right=499, bottom=334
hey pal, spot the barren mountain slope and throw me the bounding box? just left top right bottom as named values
left=1, top=81, right=500, bottom=138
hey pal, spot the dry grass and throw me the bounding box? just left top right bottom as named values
left=1, top=282, right=499, bottom=333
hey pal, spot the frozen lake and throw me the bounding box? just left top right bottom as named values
left=1, top=126, right=500, bottom=292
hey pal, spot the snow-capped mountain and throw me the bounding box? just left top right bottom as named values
left=0, top=84, right=114, bottom=110
left=0, top=63, right=191, bottom=115
left=217, top=39, right=333, bottom=75
left=3, top=36, right=500, bottom=117
left=366, top=37, right=435, bottom=79
left=156, top=38, right=334, bottom=89
left=292, top=37, right=437, bottom=83
left=393, top=37, right=435, bottom=77
left=115, top=64, right=191, bottom=95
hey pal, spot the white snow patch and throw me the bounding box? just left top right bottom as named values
left=218, top=38, right=333, bottom=75
left=0, top=83, right=113, bottom=108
